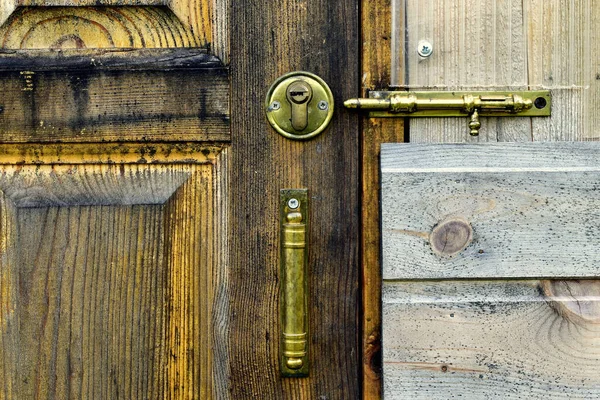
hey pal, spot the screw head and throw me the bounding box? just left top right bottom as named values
left=317, top=100, right=329, bottom=110
left=417, top=40, right=433, bottom=57
left=287, top=198, right=299, bottom=209
left=270, top=101, right=281, bottom=111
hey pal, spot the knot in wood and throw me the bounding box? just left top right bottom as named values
left=429, top=218, right=473, bottom=257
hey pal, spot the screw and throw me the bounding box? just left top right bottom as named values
left=317, top=100, right=329, bottom=111
left=270, top=101, right=281, bottom=111
left=417, top=40, right=433, bottom=57
left=287, top=198, right=299, bottom=209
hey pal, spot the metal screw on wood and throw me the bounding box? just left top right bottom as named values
left=288, top=198, right=299, bottom=209
left=417, top=40, right=433, bottom=57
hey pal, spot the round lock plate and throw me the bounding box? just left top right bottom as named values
left=265, top=71, right=334, bottom=140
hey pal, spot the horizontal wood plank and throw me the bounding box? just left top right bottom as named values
left=383, top=280, right=600, bottom=399
left=0, top=49, right=222, bottom=70
left=381, top=143, right=600, bottom=279
left=0, top=68, right=229, bottom=142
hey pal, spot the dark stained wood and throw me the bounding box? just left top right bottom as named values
left=0, top=49, right=222, bottom=71
left=229, top=0, right=360, bottom=398
left=0, top=68, right=229, bottom=143
left=360, top=0, right=405, bottom=398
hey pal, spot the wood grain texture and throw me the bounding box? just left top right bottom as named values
left=0, top=7, right=200, bottom=49
left=383, top=280, right=600, bottom=399
left=0, top=143, right=223, bottom=164
left=0, top=48, right=221, bottom=70
left=0, top=1, right=228, bottom=55
left=229, top=0, right=360, bottom=398
left=381, top=142, right=600, bottom=280
left=0, top=192, right=18, bottom=400
left=0, top=68, right=229, bottom=143
left=361, top=0, right=405, bottom=398
left=0, top=161, right=228, bottom=399
left=389, top=3, right=600, bottom=394
left=402, top=0, right=530, bottom=142
left=525, top=0, right=600, bottom=140
left=401, top=0, right=600, bottom=142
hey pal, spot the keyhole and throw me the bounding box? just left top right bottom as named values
left=286, top=81, right=313, bottom=131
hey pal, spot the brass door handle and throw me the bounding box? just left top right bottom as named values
left=344, top=90, right=551, bottom=136
left=280, top=189, right=309, bottom=377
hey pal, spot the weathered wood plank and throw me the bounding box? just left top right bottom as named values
left=361, top=0, right=405, bottom=397
left=381, top=142, right=600, bottom=280
left=0, top=49, right=222, bottom=70
left=0, top=192, right=18, bottom=400
left=0, top=143, right=223, bottom=164
left=403, top=0, right=600, bottom=142
left=229, top=0, right=360, bottom=397
left=381, top=142, right=600, bottom=170
left=383, top=280, right=600, bottom=399
left=0, top=68, right=229, bottom=143
left=525, top=0, right=600, bottom=140
left=0, top=162, right=227, bottom=399
left=0, top=7, right=201, bottom=49
left=402, top=0, right=530, bottom=142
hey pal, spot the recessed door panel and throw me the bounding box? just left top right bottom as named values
left=0, top=160, right=227, bottom=399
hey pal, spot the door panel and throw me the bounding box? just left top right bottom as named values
left=0, top=0, right=362, bottom=397
left=0, top=0, right=222, bottom=51
left=0, top=157, right=228, bottom=399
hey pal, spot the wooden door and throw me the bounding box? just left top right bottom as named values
left=365, top=1, right=600, bottom=399
left=0, top=0, right=361, bottom=399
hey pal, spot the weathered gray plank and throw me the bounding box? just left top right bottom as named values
left=402, top=0, right=530, bottom=142
left=525, top=0, right=600, bottom=140
left=381, top=142, right=600, bottom=280
left=383, top=280, right=600, bottom=399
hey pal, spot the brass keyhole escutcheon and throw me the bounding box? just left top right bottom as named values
left=286, top=81, right=313, bottom=131
left=266, top=72, right=334, bottom=140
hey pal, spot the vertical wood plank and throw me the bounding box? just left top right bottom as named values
left=16, top=205, right=165, bottom=399
left=229, top=0, right=360, bottom=397
left=525, top=0, right=600, bottom=140
left=404, top=0, right=531, bottom=142
left=211, top=0, right=229, bottom=64
left=0, top=194, right=18, bottom=400
left=211, top=149, right=230, bottom=399
left=361, top=0, right=405, bottom=398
